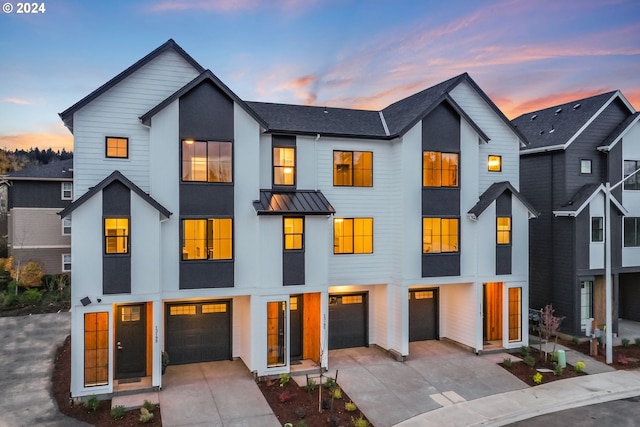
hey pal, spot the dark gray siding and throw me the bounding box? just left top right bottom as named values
left=421, top=102, right=461, bottom=278
left=179, top=80, right=235, bottom=290
left=9, top=181, right=72, bottom=209
left=496, top=192, right=512, bottom=275
left=283, top=251, right=304, bottom=285
left=103, top=181, right=131, bottom=295
left=550, top=216, right=577, bottom=332
left=575, top=209, right=590, bottom=271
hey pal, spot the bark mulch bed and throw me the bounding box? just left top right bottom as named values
left=258, top=375, right=372, bottom=427
left=499, top=347, right=586, bottom=387
left=557, top=337, right=640, bottom=370
left=52, top=335, right=162, bottom=426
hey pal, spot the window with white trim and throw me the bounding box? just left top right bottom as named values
left=62, top=254, right=71, bottom=272
left=61, top=182, right=72, bottom=200
left=62, top=218, right=71, bottom=235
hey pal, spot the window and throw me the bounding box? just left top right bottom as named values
left=182, top=218, right=233, bottom=260
left=333, top=151, right=373, bottom=186
left=62, top=218, right=71, bottom=235
left=104, top=218, right=129, bottom=254
left=423, top=217, right=459, bottom=253
left=423, top=151, right=458, bottom=187
left=182, top=140, right=232, bottom=183
left=497, top=217, right=511, bottom=245
left=61, top=182, right=72, bottom=200
left=62, top=254, right=71, bottom=272
left=169, top=305, right=196, bottom=315
left=508, top=287, right=522, bottom=342
left=488, top=155, right=502, bottom=172
left=84, top=312, right=108, bottom=387
left=273, top=147, right=295, bottom=186
left=580, top=280, right=594, bottom=333
left=333, top=218, right=373, bottom=254
left=283, top=217, right=303, bottom=250
left=267, top=300, right=286, bottom=367
left=106, top=137, right=128, bottom=158
left=580, top=159, right=592, bottom=174
left=624, top=160, right=640, bottom=190
left=591, top=217, right=603, bottom=242
left=624, top=217, right=640, bottom=247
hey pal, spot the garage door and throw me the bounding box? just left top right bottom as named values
left=329, top=293, right=367, bottom=349
left=409, top=289, right=438, bottom=341
left=166, top=301, right=231, bottom=365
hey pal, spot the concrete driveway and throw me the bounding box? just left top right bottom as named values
left=0, top=312, right=87, bottom=427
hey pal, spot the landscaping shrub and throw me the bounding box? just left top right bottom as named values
left=279, top=373, right=290, bottom=386
left=139, top=407, right=154, bottom=423
left=502, top=357, right=513, bottom=368
left=622, top=338, right=630, bottom=348
left=142, top=400, right=156, bottom=413
left=571, top=336, right=580, bottom=345
left=324, top=377, right=336, bottom=390
left=332, top=387, right=343, bottom=399
left=519, top=346, right=529, bottom=357
left=553, top=363, right=563, bottom=376
left=306, top=378, right=316, bottom=392
left=352, top=415, right=369, bottom=427
left=21, top=288, right=42, bottom=305
left=16, top=261, right=44, bottom=288
left=574, top=361, right=586, bottom=373
left=523, top=355, right=536, bottom=367
left=345, top=401, right=357, bottom=412
left=110, top=405, right=125, bottom=419
left=84, top=395, right=99, bottom=412
left=635, top=338, right=640, bottom=347
left=533, top=372, right=543, bottom=384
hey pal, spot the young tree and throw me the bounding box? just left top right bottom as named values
left=539, top=304, right=564, bottom=361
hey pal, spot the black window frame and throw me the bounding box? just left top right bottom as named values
left=422, top=151, right=459, bottom=188
left=181, top=217, right=234, bottom=261
left=273, top=145, right=296, bottom=187
left=422, top=217, right=460, bottom=254
left=497, top=216, right=512, bottom=246
left=283, top=217, right=304, bottom=251
left=591, top=217, right=604, bottom=242
left=624, top=160, right=640, bottom=190
left=181, top=139, right=233, bottom=183
left=105, top=136, right=129, bottom=159
left=333, top=150, right=373, bottom=187
left=488, top=155, right=502, bottom=172
left=333, top=217, right=374, bottom=255
left=624, top=217, right=640, bottom=247
left=104, top=216, right=130, bottom=255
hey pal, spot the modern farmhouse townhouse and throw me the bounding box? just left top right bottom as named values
left=59, top=39, right=536, bottom=398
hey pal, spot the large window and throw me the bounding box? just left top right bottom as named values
left=423, top=218, right=459, bottom=253
left=182, top=218, right=232, bottom=260
left=182, top=140, right=232, bottom=183
left=497, top=217, right=511, bottom=245
left=273, top=146, right=296, bottom=186
left=624, top=160, right=640, bottom=190
left=106, top=137, right=128, bottom=158
left=423, top=151, right=458, bottom=187
left=283, top=217, right=303, bottom=250
left=592, top=217, right=603, bottom=242
left=624, top=217, right=640, bottom=247
left=84, top=312, right=108, bottom=387
left=61, top=182, right=73, bottom=200
left=334, top=218, right=373, bottom=254
left=580, top=280, right=594, bottom=333
left=105, top=218, right=129, bottom=254
left=333, top=151, right=373, bottom=187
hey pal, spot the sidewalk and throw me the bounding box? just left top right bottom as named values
left=393, top=337, right=640, bottom=427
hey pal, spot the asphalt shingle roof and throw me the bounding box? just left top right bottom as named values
left=5, top=159, right=73, bottom=180
left=513, top=91, right=617, bottom=151
left=467, top=181, right=539, bottom=219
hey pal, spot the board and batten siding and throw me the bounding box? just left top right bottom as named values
left=450, top=80, right=521, bottom=193
left=73, top=50, right=200, bottom=197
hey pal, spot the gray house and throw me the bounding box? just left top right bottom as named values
left=515, top=91, right=640, bottom=336
left=3, top=159, right=73, bottom=275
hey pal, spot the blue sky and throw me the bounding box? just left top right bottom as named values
left=0, top=0, right=639, bottom=152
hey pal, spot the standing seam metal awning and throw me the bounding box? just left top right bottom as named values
left=253, top=190, right=335, bottom=215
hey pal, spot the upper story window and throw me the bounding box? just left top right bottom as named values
left=488, top=155, right=502, bottom=172
left=580, top=159, right=592, bottom=174
left=182, top=218, right=232, bottom=260
left=497, top=217, right=512, bottom=245
left=62, top=218, right=71, bottom=235
left=182, top=140, right=232, bottom=183
left=624, top=217, right=640, bottom=247
left=61, top=182, right=72, bottom=200
left=333, top=218, right=373, bottom=254
left=591, top=217, right=603, bottom=242
left=334, top=151, right=373, bottom=187
left=273, top=147, right=296, bottom=186
left=106, top=137, right=128, bottom=158
left=283, top=218, right=304, bottom=250
left=624, top=160, right=640, bottom=190
left=423, top=151, right=458, bottom=187
left=423, top=217, right=459, bottom=253
left=62, top=254, right=71, bottom=272
left=105, top=217, right=129, bottom=254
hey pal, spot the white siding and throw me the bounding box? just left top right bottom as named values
left=450, top=80, right=521, bottom=193
left=440, top=282, right=477, bottom=350
left=399, top=124, right=422, bottom=283
left=73, top=50, right=200, bottom=197
left=389, top=284, right=408, bottom=356
left=511, top=197, right=531, bottom=279
left=130, top=192, right=161, bottom=295
left=234, top=295, right=251, bottom=361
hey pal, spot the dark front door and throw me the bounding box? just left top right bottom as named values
left=329, top=293, right=367, bottom=350
left=290, top=295, right=303, bottom=360
left=409, top=289, right=438, bottom=341
left=116, top=304, right=146, bottom=379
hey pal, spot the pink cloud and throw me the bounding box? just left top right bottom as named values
left=496, top=88, right=614, bottom=119
left=1, top=98, right=30, bottom=105
left=147, top=0, right=323, bottom=13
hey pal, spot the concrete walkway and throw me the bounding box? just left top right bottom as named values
left=0, top=312, right=88, bottom=427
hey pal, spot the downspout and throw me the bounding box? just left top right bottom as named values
left=315, top=133, right=320, bottom=190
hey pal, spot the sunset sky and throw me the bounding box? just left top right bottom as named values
left=0, top=0, right=639, bottom=152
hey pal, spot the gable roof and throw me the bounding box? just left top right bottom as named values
left=467, top=181, right=539, bottom=220
left=58, top=170, right=171, bottom=219
left=598, top=112, right=640, bottom=152
left=515, top=91, right=636, bottom=154
left=140, top=70, right=268, bottom=129
left=253, top=190, right=335, bottom=215
left=3, top=159, right=73, bottom=181
left=59, top=39, right=204, bottom=133
left=553, top=183, right=626, bottom=217
left=247, top=73, right=518, bottom=142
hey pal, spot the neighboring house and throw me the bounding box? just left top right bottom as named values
left=59, top=39, right=536, bottom=398
left=2, top=159, right=73, bottom=275
left=515, top=91, right=640, bottom=336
